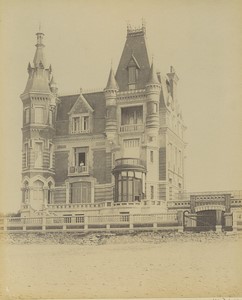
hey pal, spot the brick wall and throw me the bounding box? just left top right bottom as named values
left=54, top=151, right=68, bottom=185
left=93, top=150, right=106, bottom=184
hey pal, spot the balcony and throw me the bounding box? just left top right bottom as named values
left=120, top=124, right=144, bottom=133
left=71, top=129, right=90, bottom=134
left=68, top=165, right=89, bottom=176
left=113, top=158, right=146, bottom=173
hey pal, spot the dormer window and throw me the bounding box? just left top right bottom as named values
left=127, top=54, right=140, bottom=90
left=71, top=115, right=90, bottom=134
left=82, top=116, right=89, bottom=132
left=128, top=67, right=138, bottom=90
left=68, top=94, right=93, bottom=134
left=72, top=117, right=80, bottom=133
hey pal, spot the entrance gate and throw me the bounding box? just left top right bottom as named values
left=183, top=210, right=225, bottom=232
left=196, top=210, right=217, bottom=231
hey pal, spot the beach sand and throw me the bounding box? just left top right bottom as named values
left=0, top=232, right=241, bottom=299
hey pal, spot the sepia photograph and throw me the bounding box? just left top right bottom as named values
left=0, top=0, right=242, bottom=299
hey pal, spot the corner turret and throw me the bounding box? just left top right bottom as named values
left=104, top=66, right=119, bottom=140
left=145, top=60, right=161, bottom=135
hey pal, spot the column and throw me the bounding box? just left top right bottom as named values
left=43, top=188, right=48, bottom=208
left=216, top=210, right=222, bottom=232
left=66, top=182, right=70, bottom=204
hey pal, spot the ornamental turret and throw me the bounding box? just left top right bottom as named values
left=145, top=60, right=161, bottom=135
left=104, top=66, right=119, bottom=140
left=20, top=30, right=57, bottom=215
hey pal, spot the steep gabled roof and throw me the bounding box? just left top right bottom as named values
left=115, top=27, right=150, bottom=91
left=68, top=94, right=94, bottom=115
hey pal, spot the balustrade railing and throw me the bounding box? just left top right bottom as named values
left=115, top=158, right=146, bottom=167
left=69, top=165, right=88, bottom=175
left=0, top=212, right=179, bottom=232
left=120, top=124, right=144, bottom=133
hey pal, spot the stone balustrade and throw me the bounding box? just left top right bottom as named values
left=0, top=212, right=179, bottom=232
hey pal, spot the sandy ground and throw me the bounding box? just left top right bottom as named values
left=0, top=232, right=242, bottom=299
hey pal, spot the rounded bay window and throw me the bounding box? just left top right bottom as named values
left=112, top=158, right=146, bottom=202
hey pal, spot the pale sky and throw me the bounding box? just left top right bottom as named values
left=0, top=0, right=242, bottom=213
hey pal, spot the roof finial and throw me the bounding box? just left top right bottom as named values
left=39, top=21, right=41, bottom=33
left=80, top=87, right=83, bottom=95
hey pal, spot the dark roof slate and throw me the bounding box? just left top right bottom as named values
left=115, top=32, right=150, bottom=91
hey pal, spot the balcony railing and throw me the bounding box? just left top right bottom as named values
left=69, top=165, right=89, bottom=176
left=120, top=124, right=144, bottom=132
left=115, top=158, right=146, bottom=167
left=71, top=128, right=90, bottom=134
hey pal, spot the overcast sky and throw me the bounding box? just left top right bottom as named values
left=0, top=0, right=241, bottom=213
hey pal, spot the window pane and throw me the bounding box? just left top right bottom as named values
left=129, top=67, right=136, bottom=83
left=82, top=116, right=89, bottom=131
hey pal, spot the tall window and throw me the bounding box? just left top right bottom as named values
left=24, top=182, right=29, bottom=203
left=24, top=143, right=28, bottom=168
left=49, top=144, right=53, bottom=168
left=72, top=117, right=80, bottom=133
left=25, top=108, right=30, bottom=124
left=33, top=180, right=44, bottom=202
left=49, top=109, right=53, bottom=125
left=34, top=142, right=43, bottom=167
left=74, top=149, right=87, bottom=167
left=82, top=116, right=89, bottom=132
left=48, top=182, right=53, bottom=204
left=71, top=182, right=91, bottom=203
left=117, top=171, right=143, bottom=202
left=128, top=67, right=137, bottom=83
left=35, top=107, right=44, bottom=123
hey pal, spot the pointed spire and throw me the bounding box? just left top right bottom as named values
left=105, top=65, right=119, bottom=91
left=147, top=57, right=159, bottom=85
left=22, top=30, right=51, bottom=94
left=33, top=27, right=46, bottom=68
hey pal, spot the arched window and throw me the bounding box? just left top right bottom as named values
left=48, top=182, right=53, bottom=204
left=33, top=180, right=44, bottom=202
left=34, top=142, right=43, bottom=167
left=23, top=181, right=29, bottom=203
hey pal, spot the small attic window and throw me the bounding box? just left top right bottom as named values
left=128, top=66, right=138, bottom=90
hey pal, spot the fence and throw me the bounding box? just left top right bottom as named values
left=0, top=213, right=179, bottom=232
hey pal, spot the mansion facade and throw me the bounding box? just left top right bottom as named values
left=20, top=24, right=186, bottom=217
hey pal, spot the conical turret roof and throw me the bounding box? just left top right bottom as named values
left=105, top=67, right=119, bottom=90
left=147, top=61, right=159, bottom=85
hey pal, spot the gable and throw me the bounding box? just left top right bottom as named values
left=68, top=95, right=94, bottom=116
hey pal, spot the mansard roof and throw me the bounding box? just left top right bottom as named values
left=115, top=27, right=150, bottom=91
